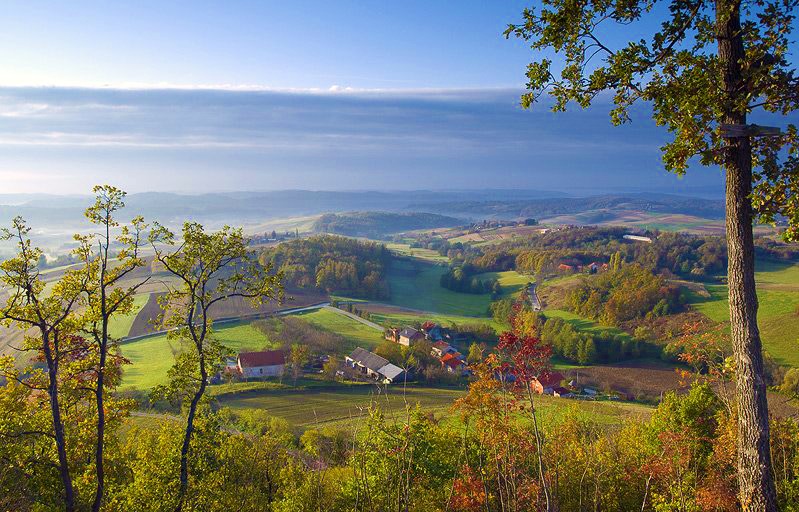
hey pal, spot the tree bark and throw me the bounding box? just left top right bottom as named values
left=716, top=0, right=778, bottom=509
left=174, top=347, right=207, bottom=512
left=91, top=311, right=108, bottom=512
left=43, top=332, right=75, bottom=512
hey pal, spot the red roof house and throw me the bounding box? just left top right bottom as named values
left=531, top=371, right=565, bottom=394
left=237, top=350, right=285, bottom=379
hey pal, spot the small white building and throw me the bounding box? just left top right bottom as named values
left=237, top=350, right=285, bottom=378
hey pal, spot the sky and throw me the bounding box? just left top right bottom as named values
left=0, top=0, right=777, bottom=195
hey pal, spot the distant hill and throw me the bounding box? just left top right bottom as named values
left=312, top=212, right=463, bottom=238
left=409, top=193, right=726, bottom=221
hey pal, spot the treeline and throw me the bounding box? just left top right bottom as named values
left=251, top=316, right=346, bottom=355
left=492, top=297, right=658, bottom=364
left=538, top=315, right=658, bottom=363
left=568, top=263, right=683, bottom=325
left=439, top=264, right=501, bottom=295
left=418, top=226, right=798, bottom=280
left=260, top=235, right=390, bottom=299
left=313, top=211, right=462, bottom=238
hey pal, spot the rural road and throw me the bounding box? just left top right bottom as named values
left=529, top=283, right=542, bottom=311
left=322, top=305, right=384, bottom=331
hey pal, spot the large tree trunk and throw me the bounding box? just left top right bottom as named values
left=716, top=0, right=778, bottom=509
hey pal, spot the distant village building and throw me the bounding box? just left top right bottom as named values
left=552, top=386, right=573, bottom=398
left=398, top=327, right=424, bottom=346
left=237, top=350, right=285, bottom=379
left=531, top=372, right=565, bottom=395
left=623, top=234, right=653, bottom=243
left=346, top=347, right=406, bottom=384
left=421, top=321, right=444, bottom=341
left=431, top=341, right=456, bottom=358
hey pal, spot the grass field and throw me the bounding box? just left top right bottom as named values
left=688, top=260, right=799, bottom=367
left=474, top=270, right=531, bottom=298
left=368, top=310, right=502, bottom=332
left=384, top=258, right=491, bottom=316
left=121, top=321, right=275, bottom=389
left=384, top=243, right=450, bottom=263
left=291, top=308, right=384, bottom=350
left=543, top=309, right=633, bottom=341
left=108, top=293, right=150, bottom=339
left=213, top=380, right=652, bottom=430
left=216, top=382, right=464, bottom=428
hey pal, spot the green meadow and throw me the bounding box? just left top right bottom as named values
left=543, top=309, right=633, bottom=341
left=291, top=308, right=384, bottom=350
left=108, top=293, right=150, bottom=339
left=212, top=380, right=652, bottom=430
left=384, top=258, right=491, bottom=316
left=688, top=260, right=799, bottom=367
left=121, top=320, right=274, bottom=390
left=384, top=242, right=450, bottom=263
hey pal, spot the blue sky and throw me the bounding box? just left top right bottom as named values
left=0, top=1, right=770, bottom=194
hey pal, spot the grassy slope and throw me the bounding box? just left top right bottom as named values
left=216, top=383, right=464, bottom=429
left=384, top=258, right=490, bottom=316
left=213, top=381, right=652, bottom=430
left=384, top=243, right=450, bottom=263
left=108, top=293, right=150, bottom=339
left=368, top=311, right=503, bottom=332
left=688, top=260, right=799, bottom=367
left=474, top=270, right=531, bottom=298
left=291, top=308, right=384, bottom=351
left=543, top=309, right=634, bottom=341
left=121, top=321, right=274, bottom=390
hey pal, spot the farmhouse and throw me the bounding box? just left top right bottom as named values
left=431, top=341, right=456, bottom=358
left=237, top=350, right=285, bottom=379
left=346, top=347, right=406, bottom=384
left=440, top=353, right=467, bottom=374
left=531, top=372, right=565, bottom=395
left=421, top=321, right=444, bottom=341
left=398, top=327, right=424, bottom=346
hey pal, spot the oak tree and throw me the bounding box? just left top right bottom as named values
left=506, top=1, right=797, bottom=508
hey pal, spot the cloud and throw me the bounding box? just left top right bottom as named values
left=0, top=85, right=715, bottom=193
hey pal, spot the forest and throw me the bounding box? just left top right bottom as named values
left=260, top=235, right=391, bottom=299
left=312, top=211, right=462, bottom=239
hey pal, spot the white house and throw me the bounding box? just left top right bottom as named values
left=237, top=350, right=285, bottom=378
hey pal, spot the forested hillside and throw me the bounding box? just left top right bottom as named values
left=260, top=235, right=391, bottom=298
left=312, top=211, right=463, bottom=238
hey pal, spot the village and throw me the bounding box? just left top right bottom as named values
left=223, top=319, right=607, bottom=401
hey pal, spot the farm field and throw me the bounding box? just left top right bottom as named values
left=543, top=309, right=634, bottom=341
left=108, top=293, right=150, bottom=339
left=384, top=258, right=491, bottom=316
left=474, top=270, right=531, bottom=298
left=215, top=382, right=463, bottom=428
left=366, top=308, right=503, bottom=332
left=688, top=260, right=799, bottom=367
left=384, top=242, right=450, bottom=263
left=291, top=308, right=384, bottom=350
left=121, top=321, right=274, bottom=389
left=212, top=381, right=653, bottom=430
